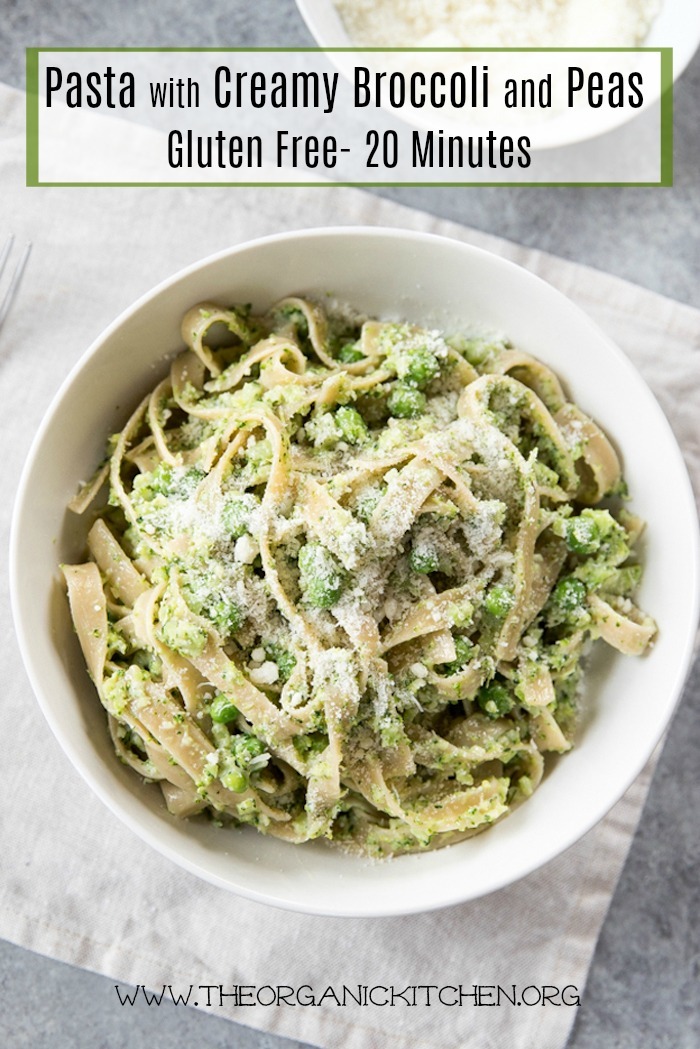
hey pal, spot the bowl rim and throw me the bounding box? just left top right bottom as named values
left=10, top=226, right=700, bottom=915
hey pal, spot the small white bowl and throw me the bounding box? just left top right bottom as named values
left=296, top=0, right=700, bottom=148
left=11, top=228, right=699, bottom=915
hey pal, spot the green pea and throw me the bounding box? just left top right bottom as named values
left=335, top=406, right=368, bottom=444
left=477, top=682, right=514, bottom=719
left=484, top=585, right=515, bottom=618
left=221, top=767, right=247, bottom=793
left=210, top=694, right=238, bottom=724
left=551, top=577, right=587, bottom=614
left=566, top=516, right=601, bottom=555
left=388, top=383, right=426, bottom=418
left=298, top=542, right=346, bottom=609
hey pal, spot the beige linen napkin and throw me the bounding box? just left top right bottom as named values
left=1, top=83, right=698, bottom=1049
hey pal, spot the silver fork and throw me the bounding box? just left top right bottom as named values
left=0, top=237, right=32, bottom=334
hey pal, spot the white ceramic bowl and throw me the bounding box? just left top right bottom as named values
left=11, top=228, right=699, bottom=916
left=296, top=0, right=700, bottom=148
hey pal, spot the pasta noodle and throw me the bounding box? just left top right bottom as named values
left=63, top=297, right=656, bottom=857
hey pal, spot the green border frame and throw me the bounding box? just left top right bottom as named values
left=26, top=47, right=673, bottom=188
left=26, top=47, right=40, bottom=186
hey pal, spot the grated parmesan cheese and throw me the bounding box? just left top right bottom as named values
left=334, top=0, right=661, bottom=48
left=248, top=661, right=280, bottom=686
left=233, top=534, right=259, bottom=564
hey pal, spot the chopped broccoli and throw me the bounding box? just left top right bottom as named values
left=206, top=599, right=244, bottom=638
left=306, top=406, right=368, bottom=449
left=600, top=563, right=643, bottom=596
left=231, top=734, right=266, bottom=764
left=293, top=732, right=329, bottom=759
left=476, top=682, right=514, bottom=719
left=444, top=635, right=475, bottom=675
left=353, top=484, right=384, bottom=523
left=335, top=406, right=368, bottom=444
left=159, top=614, right=207, bottom=659
left=409, top=540, right=440, bottom=574
left=263, top=642, right=296, bottom=682
left=222, top=492, right=259, bottom=539
left=133, top=463, right=204, bottom=503
left=338, top=341, right=364, bottom=363
left=219, top=733, right=269, bottom=793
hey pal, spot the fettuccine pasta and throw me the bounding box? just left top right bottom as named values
left=63, top=297, right=656, bottom=857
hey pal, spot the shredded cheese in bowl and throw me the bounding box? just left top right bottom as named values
left=333, top=0, right=661, bottom=48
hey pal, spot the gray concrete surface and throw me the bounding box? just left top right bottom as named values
left=1, top=3, right=698, bottom=1047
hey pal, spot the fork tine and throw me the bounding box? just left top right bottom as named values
left=0, top=236, right=14, bottom=282
left=0, top=242, right=31, bottom=332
